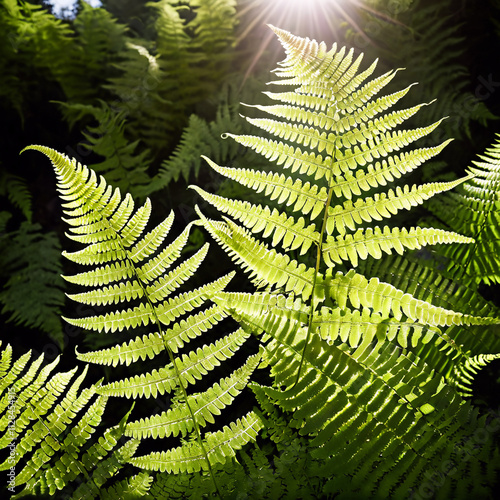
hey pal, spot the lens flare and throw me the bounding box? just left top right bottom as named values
left=237, top=0, right=362, bottom=80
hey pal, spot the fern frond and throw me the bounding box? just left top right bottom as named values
left=195, top=28, right=471, bottom=316
left=0, top=342, right=139, bottom=497
left=196, top=26, right=495, bottom=361
left=192, top=25, right=500, bottom=498
left=247, top=308, right=497, bottom=499
left=24, top=144, right=262, bottom=492
left=429, top=134, right=500, bottom=285
left=0, top=222, right=65, bottom=343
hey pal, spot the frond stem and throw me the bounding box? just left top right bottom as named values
left=295, top=183, right=334, bottom=385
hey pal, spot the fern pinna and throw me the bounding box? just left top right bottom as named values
left=21, top=145, right=262, bottom=497
left=194, top=26, right=500, bottom=498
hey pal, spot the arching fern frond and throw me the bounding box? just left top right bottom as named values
left=22, top=145, right=262, bottom=492
left=215, top=290, right=498, bottom=499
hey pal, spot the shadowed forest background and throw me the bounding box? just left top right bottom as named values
left=2, top=0, right=500, bottom=497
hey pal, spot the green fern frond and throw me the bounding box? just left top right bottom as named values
left=0, top=342, right=139, bottom=498
left=23, top=144, right=264, bottom=489
left=429, top=134, right=500, bottom=285
left=0, top=221, right=65, bottom=344
left=249, top=313, right=497, bottom=499
left=0, top=171, right=32, bottom=222
left=196, top=25, right=495, bottom=353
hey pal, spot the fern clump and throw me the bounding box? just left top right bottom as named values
left=4, top=14, right=500, bottom=500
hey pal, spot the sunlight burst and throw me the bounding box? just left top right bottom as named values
left=237, top=0, right=362, bottom=80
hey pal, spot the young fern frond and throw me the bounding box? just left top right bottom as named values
left=21, top=145, right=262, bottom=494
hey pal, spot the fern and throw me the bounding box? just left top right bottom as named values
left=51, top=2, right=128, bottom=108
left=0, top=0, right=72, bottom=122
left=59, top=102, right=153, bottom=200
left=153, top=86, right=247, bottom=190
left=5, top=7, right=500, bottom=498
left=0, top=171, right=32, bottom=223
left=194, top=26, right=500, bottom=498
left=0, top=221, right=65, bottom=345
left=21, top=144, right=262, bottom=496
left=0, top=342, right=138, bottom=498
left=104, top=0, right=239, bottom=154
left=428, top=134, right=500, bottom=286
